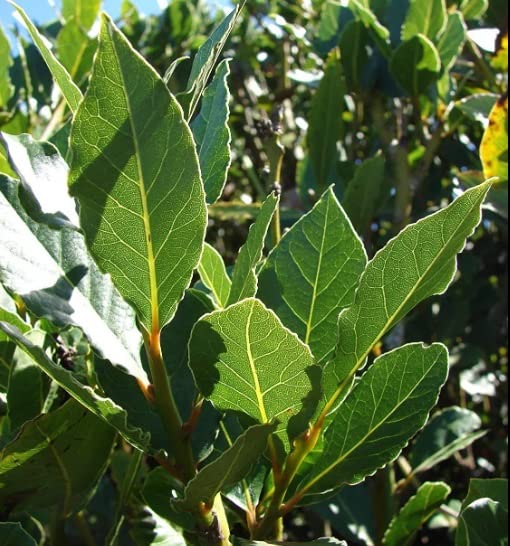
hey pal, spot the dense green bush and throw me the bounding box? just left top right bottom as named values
left=0, top=1, right=507, bottom=545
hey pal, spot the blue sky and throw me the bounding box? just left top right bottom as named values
left=0, top=1, right=164, bottom=30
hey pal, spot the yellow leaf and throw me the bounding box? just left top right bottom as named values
left=480, top=94, right=508, bottom=182
left=492, top=32, right=508, bottom=72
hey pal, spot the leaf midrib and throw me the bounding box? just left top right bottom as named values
left=110, top=26, right=159, bottom=332
left=304, top=348, right=442, bottom=494
left=246, top=301, right=268, bottom=423
left=334, top=186, right=487, bottom=399
left=305, top=195, right=330, bottom=345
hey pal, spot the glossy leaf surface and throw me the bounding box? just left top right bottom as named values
left=437, top=12, right=467, bottom=71
left=409, top=407, right=485, bottom=474
left=0, top=175, right=147, bottom=385
left=0, top=132, right=79, bottom=228
left=69, top=15, right=206, bottom=333
left=180, top=6, right=239, bottom=119
left=455, top=478, right=509, bottom=546
left=331, top=181, right=491, bottom=394
left=384, top=482, right=451, bottom=546
left=300, top=343, right=448, bottom=496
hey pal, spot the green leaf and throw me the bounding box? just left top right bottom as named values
left=299, top=343, right=448, bottom=497
left=480, top=95, right=508, bottom=183
left=0, top=322, right=150, bottom=451
left=384, top=482, right=451, bottom=546
left=7, top=330, right=45, bottom=431
left=307, top=54, right=345, bottom=196
left=456, top=94, right=498, bottom=125
left=330, top=181, right=491, bottom=397
left=342, top=153, right=386, bottom=235
left=0, top=175, right=147, bottom=385
left=188, top=298, right=320, bottom=445
left=0, top=399, right=115, bottom=515
left=311, top=480, right=376, bottom=545
left=437, top=12, right=467, bottom=72
left=10, top=1, right=83, bottom=113
left=390, top=35, right=441, bottom=96
left=460, top=0, right=489, bottom=19
left=315, top=1, right=344, bottom=53
left=0, top=26, right=14, bottom=108
left=0, top=523, right=37, bottom=546
left=227, top=193, right=279, bottom=306
left=179, top=6, right=240, bottom=120
left=69, top=14, right=206, bottom=334
left=348, top=0, right=391, bottom=59
left=409, top=407, right=486, bottom=475
left=56, top=21, right=97, bottom=86
left=62, top=0, right=101, bottom=30
left=176, top=423, right=275, bottom=509
left=143, top=467, right=196, bottom=530
left=258, top=187, right=367, bottom=370
left=459, top=479, right=508, bottom=514
left=191, top=59, right=232, bottom=204
left=457, top=496, right=508, bottom=546
left=129, top=507, right=186, bottom=546
left=198, top=243, right=231, bottom=308
left=339, top=20, right=372, bottom=92
left=402, top=0, right=447, bottom=41
left=0, top=132, right=79, bottom=229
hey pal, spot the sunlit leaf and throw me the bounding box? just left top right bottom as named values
left=480, top=95, right=508, bottom=182
left=384, top=482, right=451, bottom=546
left=330, top=181, right=491, bottom=397
left=300, top=343, right=448, bottom=497
left=189, top=298, right=320, bottom=445
left=191, top=59, right=232, bottom=204
left=227, top=193, right=279, bottom=306
left=258, top=187, right=366, bottom=371
left=10, top=1, right=83, bottom=113
left=0, top=175, right=147, bottom=385
left=198, top=243, right=231, bottom=308
left=69, top=14, right=206, bottom=333
left=402, top=0, right=447, bottom=41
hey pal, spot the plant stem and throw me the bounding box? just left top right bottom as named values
left=263, top=117, right=284, bottom=248
left=144, top=330, right=231, bottom=545
left=253, top=423, right=322, bottom=539
left=144, top=328, right=195, bottom=482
